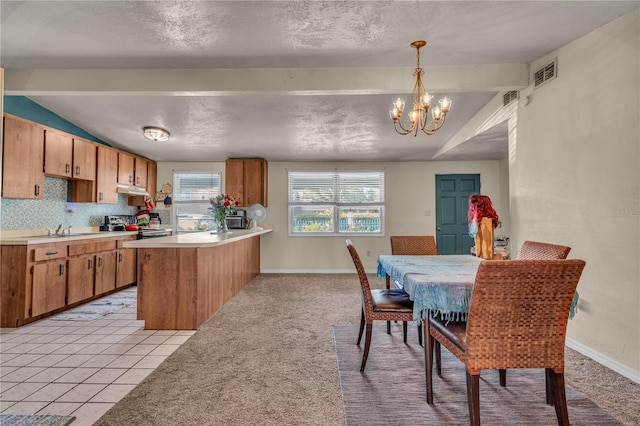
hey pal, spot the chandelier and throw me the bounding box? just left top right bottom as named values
left=389, top=41, right=451, bottom=136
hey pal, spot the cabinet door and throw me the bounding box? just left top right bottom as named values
left=96, top=146, right=118, bottom=204
left=2, top=115, right=45, bottom=199
left=116, top=249, right=137, bottom=288
left=243, top=159, right=268, bottom=207
left=44, top=128, right=73, bottom=178
left=118, top=152, right=135, bottom=185
left=225, top=159, right=245, bottom=205
left=73, top=138, right=97, bottom=180
left=135, top=157, right=148, bottom=188
left=95, top=252, right=117, bottom=295
left=67, top=255, right=95, bottom=304
left=32, top=261, right=67, bottom=317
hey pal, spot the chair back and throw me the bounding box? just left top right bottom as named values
left=516, top=240, right=571, bottom=260
left=465, top=259, right=585, bottom=374
left=390, top=235, right=438, bottom=255
left=345, top=240, right=374, bottom=311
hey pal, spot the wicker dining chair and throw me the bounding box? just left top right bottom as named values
left=389, top=235, right=438, bottom=346
left=346, top=239, right=415, bottom=372
left=516, top=240, right=571, bottom=261
left=425, top=259, right=586, bottom=426
left=493, top=240, right=573, bottom=387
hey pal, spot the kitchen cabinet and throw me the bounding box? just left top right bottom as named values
left=118, top=152, right=135, bottom=185
left=72, top=137, right=97, bottom=180
left=225, top=158, right=268, bottom=207
left=67, top=254, right=95, bottom=305
left=44, top=128, right=74, bottom=178
left=128, top=159, right=157, bottom=207
left=135, top=157, right=148, bottom=188
left=116, top=237, right=137, bottom=288
left=96, top=146, right=119, bottom=203
left=0, top=235, right=135, bottom=327
left=1, top=114, right=45, bottom=199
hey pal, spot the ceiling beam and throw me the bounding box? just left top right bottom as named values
left=4, top=64, right=529, bottom=96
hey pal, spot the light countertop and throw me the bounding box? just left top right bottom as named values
left=123, top=227, right=272, bottom=249
left=0, top=229, right=139, bottom=245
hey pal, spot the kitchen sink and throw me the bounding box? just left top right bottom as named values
left=27, top=233, right=97, bottom=239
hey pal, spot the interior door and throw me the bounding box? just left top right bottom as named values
left=435, top=174, right=480, bottom=255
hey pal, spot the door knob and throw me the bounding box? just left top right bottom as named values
left=436, top=227, right=442, bottom=231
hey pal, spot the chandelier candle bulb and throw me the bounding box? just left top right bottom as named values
left=390, top=40, right=452, bottom=137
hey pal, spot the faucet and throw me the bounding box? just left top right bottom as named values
left=55, top=224, right=63, bottom=235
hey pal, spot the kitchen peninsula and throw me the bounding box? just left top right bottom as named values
left=124, top=227, right=272, bottom=330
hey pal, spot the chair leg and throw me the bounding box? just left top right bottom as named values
left=424, top=318, right=434, bottom=404
left=360, top=323, right=373, bottom=372
left=466, top=372, right=481, bottom=426
left=499, top=369, right=506, bottom=387
left=387, top=320, right=391, bottom=334
left=417, top=322, right=423, bottom=346
left=545, top=367, right=555, bottom=405
left=357, top=308, right=365, bottom=345
left=550, top=370, right=570, bottom=426
left=435, top=341, right=442, bottom=376
left=402, top=321, right=408, bottom=343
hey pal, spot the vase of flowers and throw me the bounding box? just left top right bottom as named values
left=209, top=193, right=238, bottom=233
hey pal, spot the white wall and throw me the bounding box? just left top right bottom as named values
left=510, top=10, right=639, bottom=378
left=158, top=160, right=508, bottom=272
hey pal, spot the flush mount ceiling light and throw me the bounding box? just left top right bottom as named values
left=389, top=41, right=451, bottom=137
left=142, top=126, right=170, bottom=142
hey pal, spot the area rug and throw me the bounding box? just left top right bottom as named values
left=333, top=325, right=624, bottom=426
left=51, top=287, right=137, bottom=321
left=0, top=414, right=75, bottom=426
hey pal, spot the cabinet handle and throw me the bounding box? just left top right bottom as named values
left=76, top=165, right=80, bottom=176
left=66, top=163, right=71, bottom=174
left=59, top=264, right=65, bottom=276
left=35, top=184, right=40, bottom=196
left=98, top=257, right=103, bottom=267
left=99, top=192, right=103, bottom=201
left=118, top=253, right=123, bottom=262
left=136, top=176, right=140, bottom=185
left=88, top=259, right=93, bottom=269
left=46, top=251, right=59, bottom=256
left=129, top=175, right=133, bottom=183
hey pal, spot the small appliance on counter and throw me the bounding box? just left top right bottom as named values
left=226, top=209, right=246, bottom=229
left=100, top=215, right=136, bottom=231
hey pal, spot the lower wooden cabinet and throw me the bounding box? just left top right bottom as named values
left=32, top=260, right=67, bottom=317
left=67, top=254, right=95, bottom=305
left=0, top=235, right=137, bottom=327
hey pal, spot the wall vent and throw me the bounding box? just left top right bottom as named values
left=503, top=90, right=519, bottom=106
left=534, top=58, right=557, bottom=88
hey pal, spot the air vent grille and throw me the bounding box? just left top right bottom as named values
left=534, top=58, right=557, bottom=88
left=503, top=90, right=519, bottom=106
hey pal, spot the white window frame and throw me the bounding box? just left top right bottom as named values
left=172, top=171, right=222, bottom=234
left=287, top=170, right=385, bottom=237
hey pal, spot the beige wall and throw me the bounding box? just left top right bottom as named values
left=510, top=10, right=639, bottom=379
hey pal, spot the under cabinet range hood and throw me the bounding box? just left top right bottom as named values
left=116, top=184, right=149, bottom=196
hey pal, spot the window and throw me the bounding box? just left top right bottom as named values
left=172, top=171, right=221, bottom=233
left=288, top=170, right=385, bottom=236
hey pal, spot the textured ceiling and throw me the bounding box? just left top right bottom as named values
left=2, top=1, right=637, bottom=162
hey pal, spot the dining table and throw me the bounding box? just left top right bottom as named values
left=377, top=254, right=579, bottom=323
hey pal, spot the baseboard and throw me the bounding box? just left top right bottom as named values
left=566, top=337, right=640, bottom=384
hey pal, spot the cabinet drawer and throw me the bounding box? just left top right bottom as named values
left=32, top=244, right=68, bottom=261
left=96, top=239, right=117, bottom=252
left=68, top=242, right=98, bottom=256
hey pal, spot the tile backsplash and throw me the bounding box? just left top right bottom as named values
left=1, top=177, right=137, bottom=231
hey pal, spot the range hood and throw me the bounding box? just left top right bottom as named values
left=116, top=184, right=149, bottom=196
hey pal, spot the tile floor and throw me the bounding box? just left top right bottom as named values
left=0, top=288, right=195, bottom=425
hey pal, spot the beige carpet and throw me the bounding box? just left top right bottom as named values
left=95, top=273, right=639, bottom=425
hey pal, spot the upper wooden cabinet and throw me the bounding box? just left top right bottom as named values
left=135, top=157, right=148, bottom=188
left=44, top=128, right=73, bottom=178
left=118, top=152, right=135, bottom=185
left=72, top=137, right=97, bottom=180
left=2, top=114, right=45, bottom=199
left=225, top=158, right=268, bottom=207
left=96, top=146, right=119, bottom=204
